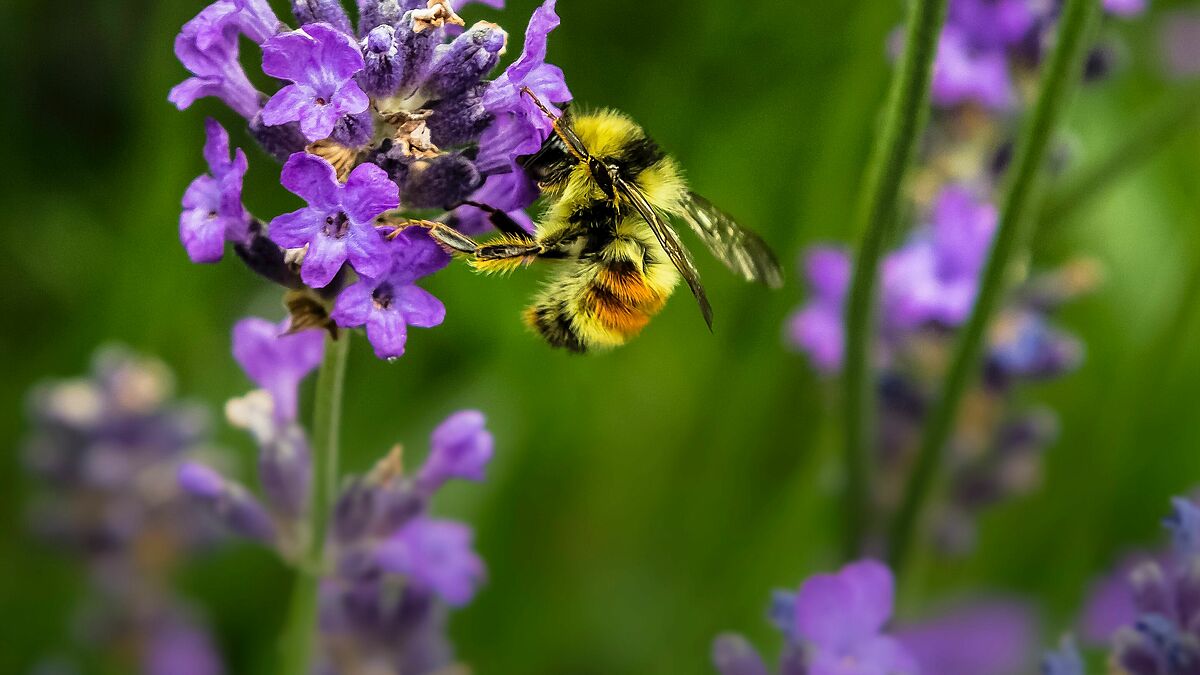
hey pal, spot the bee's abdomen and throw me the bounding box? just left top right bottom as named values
left=524, top=257, right=669, bottom=353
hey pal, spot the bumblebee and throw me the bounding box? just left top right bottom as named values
left=406, top=89, right=783, bottom=352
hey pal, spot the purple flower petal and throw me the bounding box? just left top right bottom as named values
left=331, top=280, right=374, bottom=327
left=280, top=152, right=342, bottom=209
left=232, top=317, right=324, bottom=422
left=418, top=410, right=493, bottom=490
left=302, top=227, right=351, bottom=287
left=342, top=163, right=400, bottom=225
left=896, top=601, right=1036, bottom=675
left=788, top=304, right=844, bottom=374
left=376, top=517, right=486, bottom=606
left=394, top=285, right=445, bottom=328
left=345, top=221, right=393, bottom=280
left=261, top=83, right=313, bottom=127
left=365, top=302, right=409, bottom=358
left=795, top=559, right=894, bottom=652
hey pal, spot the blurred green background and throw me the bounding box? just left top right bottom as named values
left=2, top=0, right=1199, bottom=672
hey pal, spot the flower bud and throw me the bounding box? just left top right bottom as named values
left=290, top=0, right=353, bottom=35
left=178, top=462, right=276, bottom=542
left=422, top=22, right=507, bottom=101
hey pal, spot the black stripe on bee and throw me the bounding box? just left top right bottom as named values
left=614, top=136, right=665, bottom=179
left=530, top=304, right=587, bottom=353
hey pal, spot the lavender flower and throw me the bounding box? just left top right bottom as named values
left=417, top=409, right=493, bottom=491
left=270, top=153, right=398, bottom=288
left=785, top=247, right=850, bottom=374
left=170, top=2, right=264, bottom=120
left=172, top=0, right=572, bottom=360
left=181, top=119, right=253, bottom=263
left=376, top=517, right=486, bottom=607
left=261, top=23, right=370, bottom=142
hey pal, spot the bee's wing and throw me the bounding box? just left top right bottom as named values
left=614, top=176, right=714, bottom=330
left=679, top=191, right=784, bottom=289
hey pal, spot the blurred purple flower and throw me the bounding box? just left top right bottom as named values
left=932, top=27, right=1014, bottom=110
left=269, top=153, right=397, bottom=288
left=260, top=23, right=369, bottom=142
left=178, top=461, right=277, bottom=542
left=786, top=247, right=850, bottom=374
left=143, top=613, right=225, bottom=675
left=1040, top=637, right=1085, bottom=675
left=895, top=601, right=1036, bottom=675
left=418, top=410, right=494, bottom=491
left=376, top=516, right=486, bottom=607
left=180, top=119, right=252, bottom=264
left=946, top=0, right=1039, bottom=49
left=1162, top=10, right=1200, bottom=78
left=331, top=228, right=448, bottom=359
left=231, top=317, right=324, bottom=423
left=1104, top=0, right=1147, bottom=18
left=792, top=560, right=918, bottom=675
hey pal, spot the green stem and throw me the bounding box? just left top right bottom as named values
left=279, top=333, right=350, bottom=675
left=1037, top=84, right=1200, bottom=235
left=887, top=0, right=1099, bottom=573
left=841, top=0, right=948, bottom=559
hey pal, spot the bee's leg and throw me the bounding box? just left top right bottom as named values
left=457, top=200, right=536, bottom=242
left=383, top=218, right=544, bottom=266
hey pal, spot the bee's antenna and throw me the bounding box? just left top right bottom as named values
left=521, top=86, right=590, bottom=163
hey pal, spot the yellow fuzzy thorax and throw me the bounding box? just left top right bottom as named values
left=540, top=110, right=689, bottom=227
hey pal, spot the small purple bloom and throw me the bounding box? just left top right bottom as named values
left=170, top=3, right=264, bottom=120
left=895, top=601, right=1036, bottom=675
left=418, top=410, right=494, bottom=491
left=1104, top=0, right=1147, bottom=18
left=143, top=615, right=225, bottom=675
left=261, top=23, right=370, bottom=142
left=269, top=153, right=398, bottom=288
left=947, top=0, right=1039, bottom=49
left=787, top=247, right=851, bottom=374
left=475, top=0, right=571, bottom=201
left=331, top=228, right=448, bottom=359
left=792, top=560, right=918, bottom=675
left=932, top=27, right=1014, bottom=110
left=1040, top=637, right=1085, bottom=675
left=376, top=516, right=485, bottom=606
left=231, top=317, right=325, bottom=423
left=180, top=119, right=252, bottom=263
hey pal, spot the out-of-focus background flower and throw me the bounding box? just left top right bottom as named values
left=2, top=0, right=1200, bottom=673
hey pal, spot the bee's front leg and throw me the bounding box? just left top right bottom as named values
left=376, top=215, right=543, bottom=263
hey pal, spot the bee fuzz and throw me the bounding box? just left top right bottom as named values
left=413, top=0, right=465, bottom=33
left=306, top=140, right=360, bottom=182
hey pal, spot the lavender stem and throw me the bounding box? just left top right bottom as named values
left=279, top=333, right=350, bottom=675
left=841, top=0, right=948, bottom=559
left=888, top=0, right=1101, bottom=573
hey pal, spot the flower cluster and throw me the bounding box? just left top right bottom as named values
left=178, top=317, right=494, bottom=673
left=22, top=348, right=224, bottom=675
left=1037, top=496, right=1200, bottom=674
left=712, top=559, right=1036, bottom=675
left=171, top=0, right=571, bottom=358
left=928, top=0, right=1147, bottom=111
left=788, top=185, right=1094, bottom=553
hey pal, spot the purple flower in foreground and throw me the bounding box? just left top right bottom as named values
left=376, top=516, right=485, bottom=607
left=331, top=228, right=448, bottom=359
left=269, top=153, right=397, bottom=287
left=895, top=601, right=1036, bottom=675
left=261, top=23, right=369, bottom=141
left=231, top=317, right=324, bottom=423
left=475, top=0, right=571, bottom=182
left=170, top=3, right=263, bottom=120
left=180, top=119, right=252, bottom=263
left=792, top=560, right=918, bottom=675
left=946, top=0, right=1038, bottom=49
left=418, top=410, right=494, bottom=491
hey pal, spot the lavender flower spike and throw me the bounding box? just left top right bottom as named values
left=231, top=317, right=325, bottom=423
left=331, top=228, right=448, bottom=359
left=417, top=410, right=494, bottom=492
left=180, top=119, right=252, bottom=263
left=261, top=23, right=370, bottom=142
left=376, top=516, right=486, bottom=607
left=269, top=153, right=398, bottom=288
left=475, top=0, right=571, bottom=176
left=170, top=2, right=263, bottom=120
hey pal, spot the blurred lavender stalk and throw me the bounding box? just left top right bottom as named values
left=23, top=347, right=224, bottom=675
